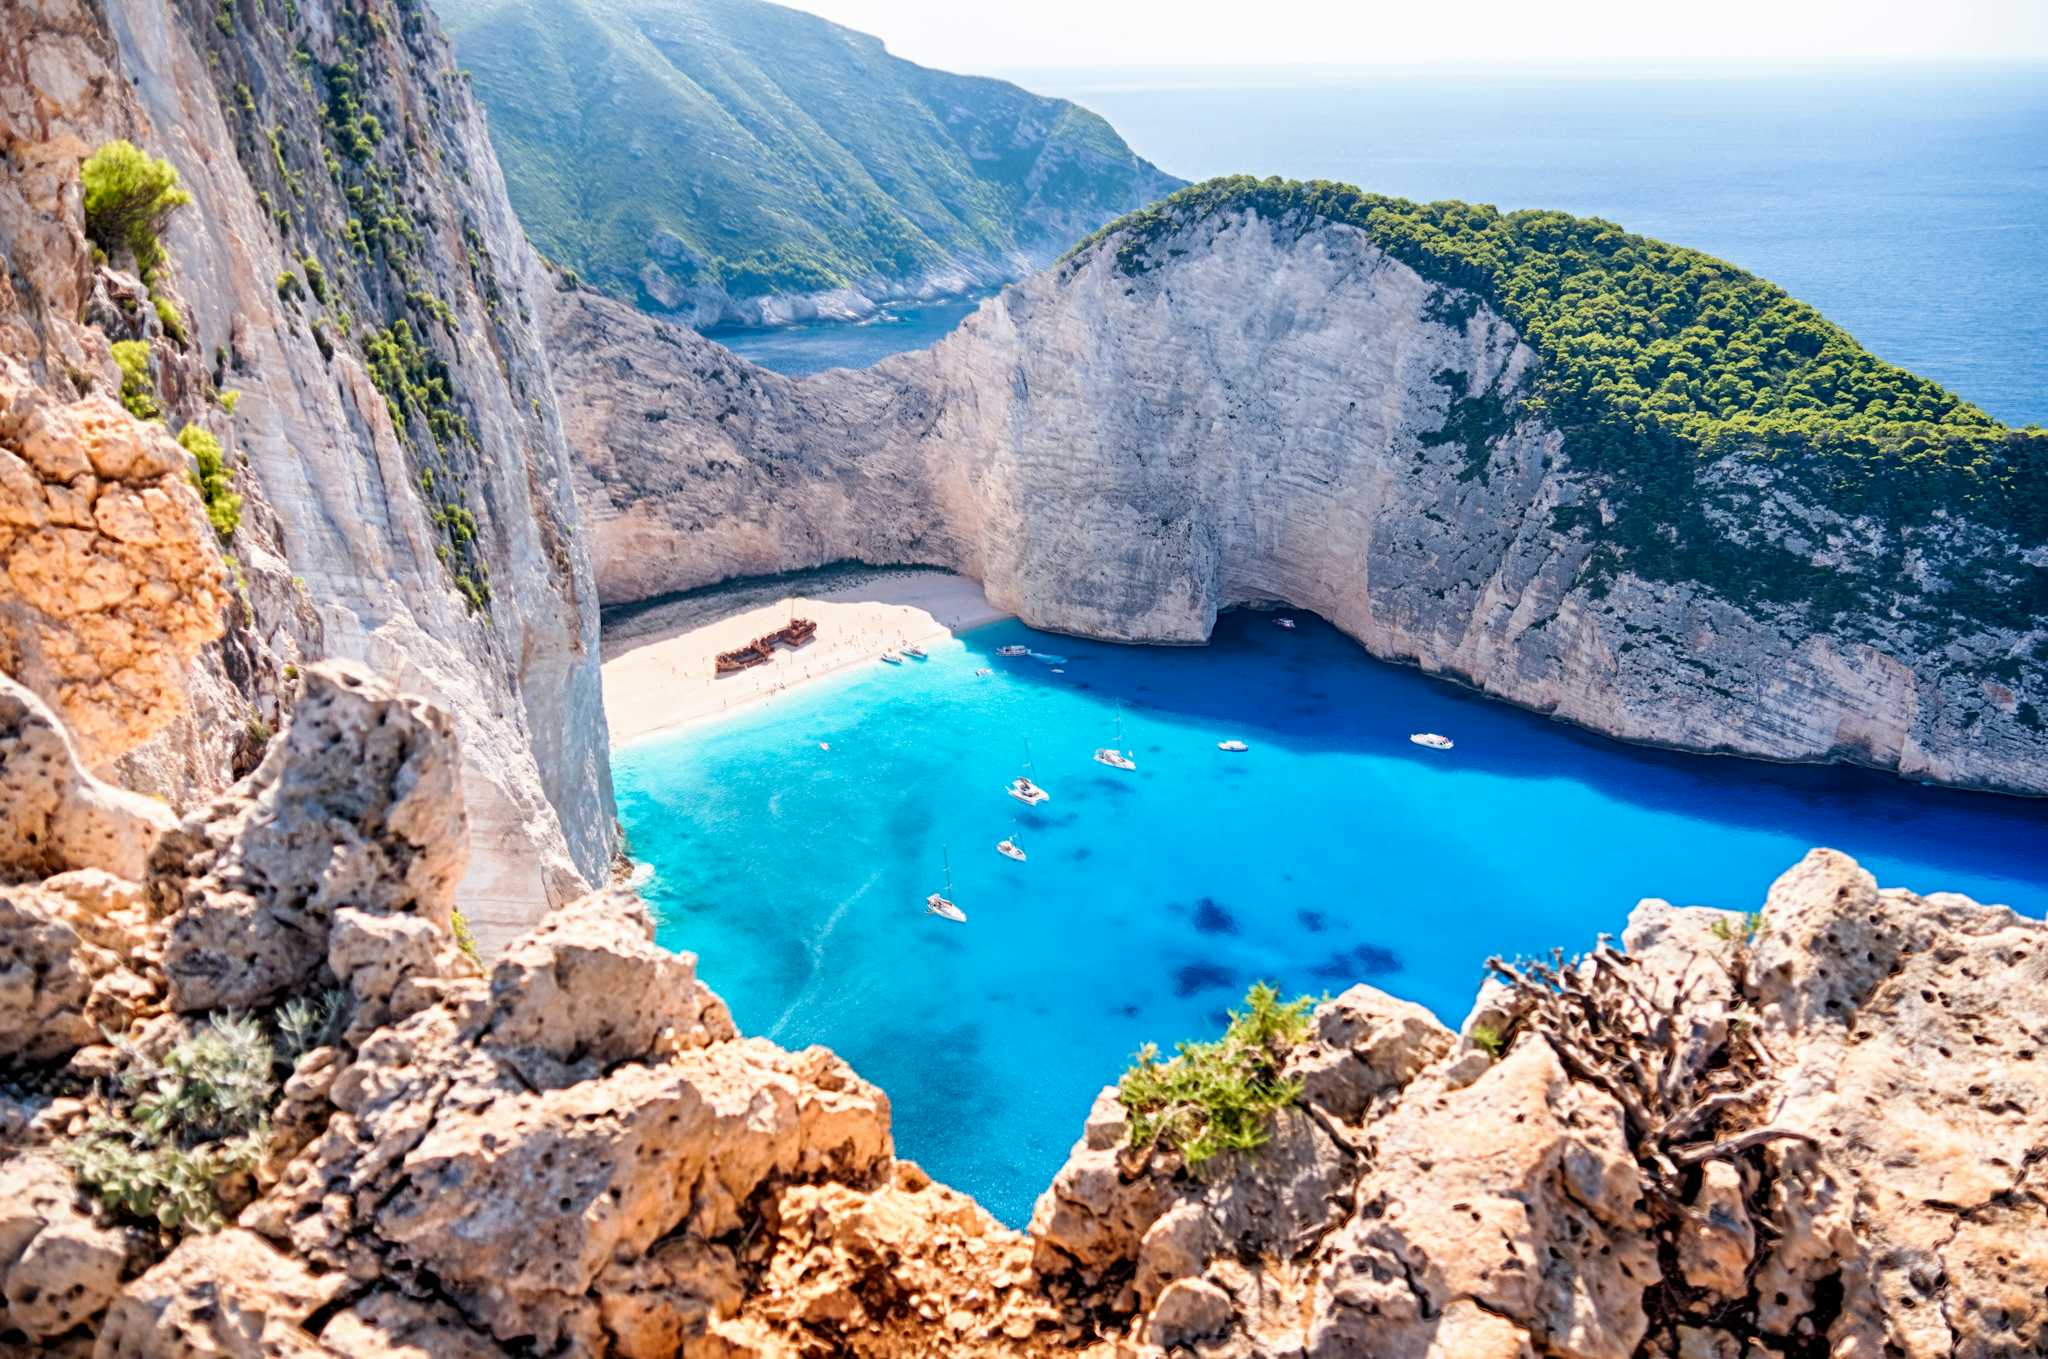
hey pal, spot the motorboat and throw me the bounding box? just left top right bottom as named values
left=1217, top=739, right=1249, bottom=752
left=926, top=848, right=966, bottom=922
left=996, top=645, right=1029, bottom=657
left=902, top=644, right=927, bottom=659
left=1092, top=710, right=1137, bottom=770
left=996, top=838, right=1026, bottom=863
left=975, top=667, right=993, bottom=677
left=880, top=650, right=904, bottom=665
left=1274, top=617, right=1297, bottom=630
left=1410, top=732, right=1454, bottom=750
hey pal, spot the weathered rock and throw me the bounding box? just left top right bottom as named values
left=0, top=885, right=96, bottom=1065
left=1678, top=1161, right=1754, bottom=1300
left=0, top=358, right=229, bottom=767
left=92, top=1228, right=347, bottom=1358
left=150, top=661, right=467, bottom=1012
left=0, top=1155, right=136, bottom=1343
left=0, top=674, right=175, bottom=883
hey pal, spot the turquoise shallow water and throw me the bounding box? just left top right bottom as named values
left=616, top=611, right=2048, bottom=1226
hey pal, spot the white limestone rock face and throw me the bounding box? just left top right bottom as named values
left=556, top=204, right=2048, bottom=795
left=2, top=0, right=615, bottom=946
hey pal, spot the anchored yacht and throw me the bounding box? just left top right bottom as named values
left=925, top=848, right=966, bottom=923
left=1092, top=710, right=1136, bottom=771
left=1007, top=741, right=1051, bottom=806
left=1409, top=732, right=1454, bottom=750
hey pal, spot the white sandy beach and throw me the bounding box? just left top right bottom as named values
left=601, top=569, right=1008, bottom=747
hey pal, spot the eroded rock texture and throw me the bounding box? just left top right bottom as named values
left=556, top=202, right=2048, bottom=795
left=0, top=358, right=228, bottom=767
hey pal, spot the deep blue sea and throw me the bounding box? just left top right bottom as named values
left=718, top=66, right=2048, bottom=426
left=616, top=611, right=2048, bottom=1226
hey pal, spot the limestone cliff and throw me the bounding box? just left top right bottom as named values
left=2, top=0, right=617, bottom=939
left=555, top=185, right=2048, bottom=795
left=2, top=663, right=2042, bottom=1359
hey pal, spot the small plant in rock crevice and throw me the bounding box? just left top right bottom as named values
left=178, top=424, right=242, bottom=542
left=65, top=1014, right=276, bottom=1233
left=111, top=340, right=161, bottom=421
left=1118, top=982, right=1316, bottom=1172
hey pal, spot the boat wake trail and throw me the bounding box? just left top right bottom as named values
left=768, top=867, right=876, bottom=1039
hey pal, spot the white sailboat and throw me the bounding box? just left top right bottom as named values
left=1006, top=740, right=1051, bottom=806
left=1092, top=709, right=1136, bottom=771
left=925, top=847, right=966, bottom=922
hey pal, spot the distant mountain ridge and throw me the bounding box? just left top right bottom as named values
left=433, top=0, right=1184, bottom=325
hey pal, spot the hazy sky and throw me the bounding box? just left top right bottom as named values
left=777, top=0, right=2048, bottom=72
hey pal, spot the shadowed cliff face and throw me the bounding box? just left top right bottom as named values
left=1, top=0, right=616, bottom=942
left=553, top=205, right=2048, bottom=796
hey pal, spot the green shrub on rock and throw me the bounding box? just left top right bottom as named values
left=64, top=1014, right=277, bottom=1233
left=111, top=340, right=161, bottom=421
left=1118, top=981, right=1315, bottom=1171
left=81, top=140, right=192, bottom=281
left=178, top=424, right=241, bottom=542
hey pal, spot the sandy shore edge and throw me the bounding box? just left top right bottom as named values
left=601, top=568, right=1008, bottom=748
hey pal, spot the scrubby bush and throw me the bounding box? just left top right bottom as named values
left=178, top=424, right=241, bottom=541
left=65, top=1014, right=276, bottom=1232
left=1118, top=982, right=1315, bottom=1170
left=153, top=294, right=187, bottom=345
left=301, top=255, right=328, bottom=303
left=111, top=339, right=160, bottom=421
left=81, top=141, right=192, bottom=281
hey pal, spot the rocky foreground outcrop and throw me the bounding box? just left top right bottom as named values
left=554, top=194, right=2048, bottom=796
left=4, top=663, right=2043, bottom=1357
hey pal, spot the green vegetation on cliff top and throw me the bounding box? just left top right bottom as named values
left=1119, top=982, right=1316, bottom=1172
left=1077, top=177, right=2047, bottom=630
left=432, top=0, right=1180, bottom=310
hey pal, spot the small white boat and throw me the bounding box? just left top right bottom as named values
left=880, top=650, right=904, bottom=665
left=996, top=645, right=1029, bottom=657
left=996, top=839, right=1026, bottom=863
left=1007, top=741, right=1051, bottom=805
left=1410, top=732, right=1454, bottom=750
left=1217, top=739, right=1249, bottom=752
left=926, top=848, right=966, bottom=922
left=1051, top=667, right=1066, bottom=674
left=1092, top=710, right=1137, bottom=770
left=975, top=667, right=993, bottom=677
left=902, top=644, right=927, bottom=659
left=1275, top=617, right=1297, bottom=630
